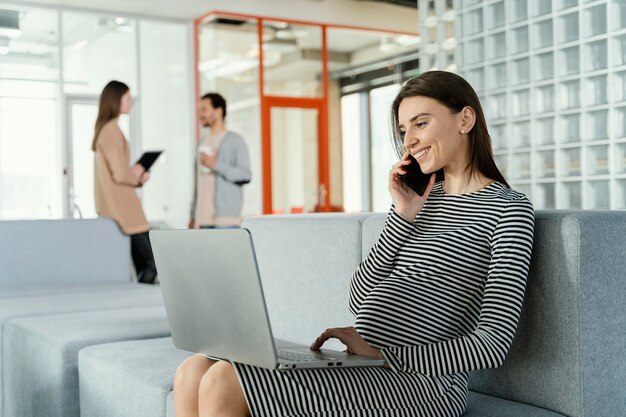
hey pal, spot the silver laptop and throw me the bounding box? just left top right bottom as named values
left=151, top=228, right=384, bottom=370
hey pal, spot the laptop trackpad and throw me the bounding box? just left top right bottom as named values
left=274, top=338, right=385, bottom=369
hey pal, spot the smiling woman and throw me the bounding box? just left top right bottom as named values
left=172, top=71, right=535, bottom=417
left=390, top=71, right=508, bottom=198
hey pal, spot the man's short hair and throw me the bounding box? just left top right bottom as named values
left=201, top=92, right=227, bottom=119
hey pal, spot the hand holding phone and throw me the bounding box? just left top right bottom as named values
left=398, top=154, right=444, bottom=196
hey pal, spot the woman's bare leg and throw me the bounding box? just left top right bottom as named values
left=198, top=361, right=250, bottom=417
left=174, top=354, right=216, bottom=417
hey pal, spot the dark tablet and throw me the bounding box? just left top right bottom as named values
left=136, top=151, right=163, bottom=171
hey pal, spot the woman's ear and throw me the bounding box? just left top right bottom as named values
left=459, top=106, right=476, bottom=135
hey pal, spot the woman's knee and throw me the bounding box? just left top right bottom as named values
left=198, top=361, right=239, bottom=396
left=198, top=362, right=249, bottom=416
left=174, top=354, right=214, bottom=390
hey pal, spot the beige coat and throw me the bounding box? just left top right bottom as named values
left=93, top=120, right=149, bottom=235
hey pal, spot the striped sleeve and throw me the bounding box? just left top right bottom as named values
left=381, top=197, right=535, bottom=376
left=348, top=207, right=415, bottom=316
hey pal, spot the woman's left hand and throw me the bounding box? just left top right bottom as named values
left=310, top=326, right=383, bottom=359
left=139, top=171, right=150, bottom=186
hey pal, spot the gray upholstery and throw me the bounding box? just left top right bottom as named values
left=8, top=211, right=626, bottom=417
left=0, top=284, right=164, bottom=417
left=79, top=338, right=190, bottom=417
left=0, top=218, right=131, bottom=288
left=242, top=213, right=371, bottom=349
left=469, top=211, right=626, bottom=417
left=0, top=283, right=134, bottom=299
left=361, top=213, right=386, bottom=258
left=166, top=391, right=175, bottom=417
left=464, top=392, right=565, bottom=417
left=4, top=306, right=170, bottom=417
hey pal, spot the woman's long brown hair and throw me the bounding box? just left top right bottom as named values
left=390, top=71, right=509, bottom=187
left=91, top=80, right=129, bottom=151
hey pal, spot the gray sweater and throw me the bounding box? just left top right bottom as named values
left=191, top=131, right=251, bottom=218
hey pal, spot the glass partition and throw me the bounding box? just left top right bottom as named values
left=139, top=20, right=193, bottom=227
left=62, top=12, right=137, bottom=94
left=197, top=16, right=262, bottom=217
left=0, top=83, right=60, bottom=218
left=262, top=20, right=322, bottom=97
left=0, top=4, right=192, bottom=223
left=0, top=6, right=61, bottom=219
left=0, top=7, right=59, bottom=81
left=270, top=107, right=318, bottom=213
left=370, top=84, right=400, bottom=212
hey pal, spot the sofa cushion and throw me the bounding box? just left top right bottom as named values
left=361, top=213, right=386, bottom=258
left=468, top=211, right=626, bottom=417
left=4, top=306, right=170, bottom=417
left=0, top=282, right=141, bottom=299
left=464, top=392, right=565, bottom=417
left=0, top=218, right=131, bottom=288
left=0, top=284, right=164, bottom=416
left=79, top=337, right=190, bottom=417
left=242, top=213, right=373, bottom=350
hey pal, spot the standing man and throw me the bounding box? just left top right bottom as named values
left=189, top=93, right=251, bottom=229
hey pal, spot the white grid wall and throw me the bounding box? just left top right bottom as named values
left=419, top=0, right=458, bottom=71
left=452, top=0, right=626, bottom=209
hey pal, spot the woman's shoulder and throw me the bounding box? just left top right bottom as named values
left=95, top=121, right=124, bottom=151
left=495, top=184, right=529, bottom=201
left=493, top=184, right=535, bottom=218
left=100, top=119, right=122, bottom=134
left=98, top=120, right=123, bottom=140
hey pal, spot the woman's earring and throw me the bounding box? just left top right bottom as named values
left=460, top=130, right=465, bottom=134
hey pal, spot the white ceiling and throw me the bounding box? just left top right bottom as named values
left=3, top=0, right=419, bottom=34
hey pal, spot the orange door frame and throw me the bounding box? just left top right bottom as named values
left=257, top=18, right=330, bottom=214
left=263, top=97, right=327, bottom=214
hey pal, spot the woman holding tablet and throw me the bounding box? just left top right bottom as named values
left=92, top=80, right=157, bottom=285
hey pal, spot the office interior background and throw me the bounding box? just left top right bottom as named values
left=0, top=0, right=625, bottom=229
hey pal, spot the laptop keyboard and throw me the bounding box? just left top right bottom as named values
left=277, top=348, right=321, bottom=363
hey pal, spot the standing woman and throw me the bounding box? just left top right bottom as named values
left=92, top=80, right=157, bottom=285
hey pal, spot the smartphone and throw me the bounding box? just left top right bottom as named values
left=398, top=154, right=444, bottom=196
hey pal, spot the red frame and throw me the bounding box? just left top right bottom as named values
left=193, top=11, right=417, bottom=214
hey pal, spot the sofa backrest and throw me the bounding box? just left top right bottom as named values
left=362, top=210, right=626, bottom=417
left=0, top=218, right=132, bottom=289
left=242, top=213, right=372, bottom=350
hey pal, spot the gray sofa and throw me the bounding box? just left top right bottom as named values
left=0, top=219, right=169, bottom=417
left=79, top=211, right=625, bottom=417
left=2, top=212, right=626, bottom=417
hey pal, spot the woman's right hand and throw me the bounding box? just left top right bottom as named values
left=388, top=151, right=435, bottom=222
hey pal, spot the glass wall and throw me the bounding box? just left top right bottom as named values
left=0, top=6, right=61, bottom=219
left=455, top=0, right=626, bottom=210
left=370, top=84, right=401, bottom=212
left=197, top=16, right=262, bottom=217
left=139, top=20, right=192, bottom=228
left=62, top=12, right=138, bottom=94
left=262, top=20, right=322, bottom=97
left=327, top=26, right=419, bottom=212
left=0, top=3, right=192, bottom=227
left=270, top=107, right=319, bottom=213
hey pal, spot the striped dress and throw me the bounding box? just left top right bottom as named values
left=233, top=181, right=535, bottom=417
